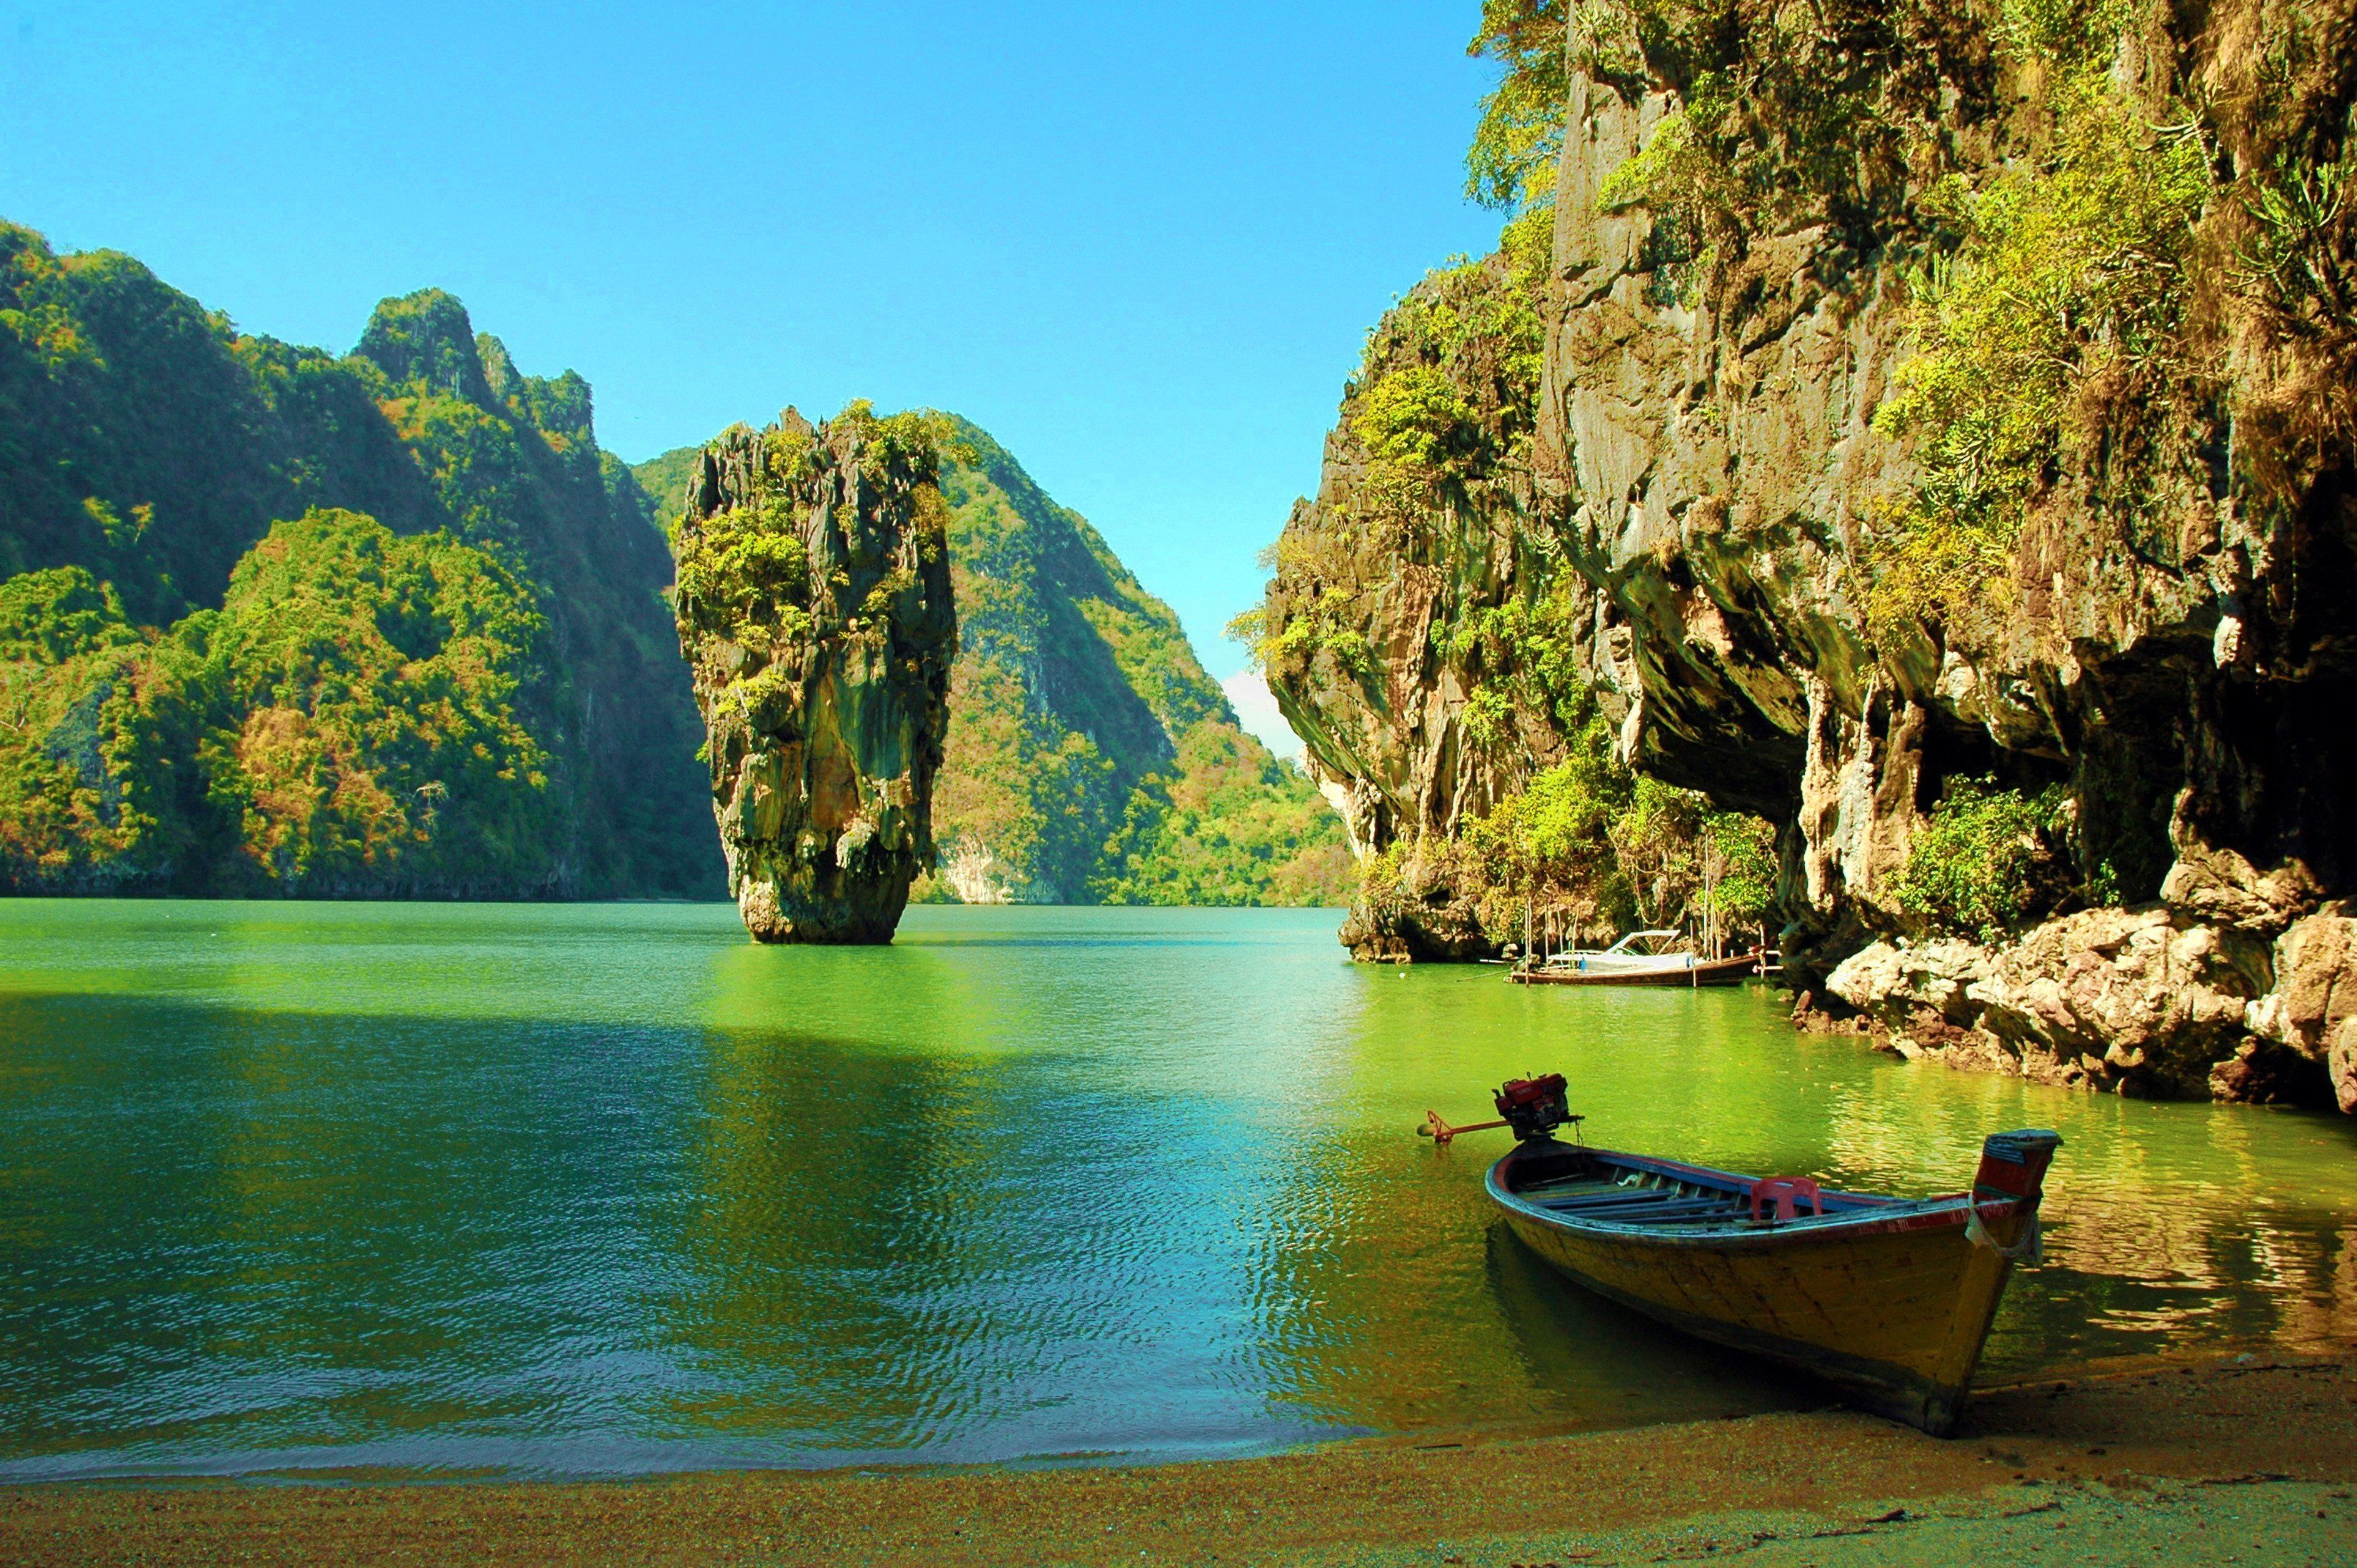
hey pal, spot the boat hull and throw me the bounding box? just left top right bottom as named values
left=1511, top=954, right=1760, bottom=987
left=1486, top=1140, right=2048, bottom=1434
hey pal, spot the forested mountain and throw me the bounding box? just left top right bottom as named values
left=0, top=220, right=718, bottom=897
left=636, top=419, right=1352, bottom=908
left=3, top=218, right=1345, bottom=907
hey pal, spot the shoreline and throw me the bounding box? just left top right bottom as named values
left=7, top=1350, right=2353, bottom=1565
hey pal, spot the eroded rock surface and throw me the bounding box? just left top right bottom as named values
left=1255, top=252, right=1571, bottom=961
left=1518, top=3, right=2357, bottom=1106
left=2256, top=913, right=2357, bottom=1110
left=671, top=407, right=956, bottom=943
left=1821, top=895, right=2357, bottom=1105
left=1261, top=1, right=2357, bottom=1105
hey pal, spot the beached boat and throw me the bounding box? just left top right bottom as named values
left=1473, top=1076, right=2060, bottom=1434
left=1511, top=929, right=1760, bottom=987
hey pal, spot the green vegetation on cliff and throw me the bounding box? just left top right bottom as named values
left=1248, top=0, right=2336, bottom=960
left=1092, top=721, right=1350, bottom=908
left=1466, top=1, right=1571, bottom=268
left=929, top=420, right=1348, bottom=907
left=0, top=220, right=717, bottom=897
left=1890, top=778, right=2071, bottom=942
left=669, top=405, right=959, bottom=942
left=1240, top=164, right=1773, bottom=955
left=1866, top=5, right=2216, bottom=643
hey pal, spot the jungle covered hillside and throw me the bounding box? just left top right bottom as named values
left=1, top=212, right=1346, bottom=910
left=0, top=220, right=718, bottom=898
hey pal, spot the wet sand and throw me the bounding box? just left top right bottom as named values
left=5, top=1353, right=2353, bottom=1566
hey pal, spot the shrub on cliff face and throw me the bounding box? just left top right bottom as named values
left=1466, top=0, right=1571, bottom=213
left=1238, top=246, right=1545, bottom=686
left=1342, top=250, right=1545, bottom=544
left=1890, top=777, right=2071, bottom=940
left=1461, top=707, right=1778, bottom=946
left=1868, top=48, right=2215, bottom=642
left=1574, top=1, right=1998, bottom=245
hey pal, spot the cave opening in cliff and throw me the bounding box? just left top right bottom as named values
left=1913, top=712, right=2068, bottom=811
left=2189, top=473, right=2357, bottom=896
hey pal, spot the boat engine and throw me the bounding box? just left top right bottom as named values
left=1493, top=1074, right=1576, bottom=1142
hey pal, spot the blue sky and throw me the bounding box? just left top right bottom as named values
left=1, top=1, right=1506, bottom=753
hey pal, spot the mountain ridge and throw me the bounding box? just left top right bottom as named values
left=1, top=216, right=1346, bottom=908
left=0, top=218, right=716, bottom=897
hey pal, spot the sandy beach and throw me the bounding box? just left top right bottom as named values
left=6, top=1352, right=2353, bottom=1566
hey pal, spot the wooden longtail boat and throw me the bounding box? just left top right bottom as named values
left=1475, top=1077, right=2060, bottom=1434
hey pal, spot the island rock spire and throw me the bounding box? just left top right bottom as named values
left=671, top=404, right=956, bottom=942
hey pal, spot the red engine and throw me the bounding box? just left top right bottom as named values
left=1493, top=1074, right=1575, bottom=1142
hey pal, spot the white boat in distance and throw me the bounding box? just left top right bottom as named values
left=1511, top=930, right=1761, bottom=987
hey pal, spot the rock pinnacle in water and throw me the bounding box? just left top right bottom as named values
left=670, top=403, right=957, bottom=943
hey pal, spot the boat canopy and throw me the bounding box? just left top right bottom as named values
left=1598, top=930, right=1693, bottom=956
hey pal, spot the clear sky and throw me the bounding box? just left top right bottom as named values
left=1, top=1, right=1506, bottom=753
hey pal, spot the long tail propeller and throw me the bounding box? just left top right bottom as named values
left=1417, top=1075, right=1577, bottom=1143
left=1417, top=1110, right=1508, bottom=1144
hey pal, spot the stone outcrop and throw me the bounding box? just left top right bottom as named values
left=671, top=407, right=956, bottom=943
left=1256, top=251, right=1641, bottom=960
left=1336, top=854, right=1497, bottom=963
left=1261, top=1, right=2357, bottom=1105
left=1258, top=255, right=1560, bottom=860
left=1821, top=895, right=2357, bottom=1107
left=1514, top=0, right=2357, bottom=1106
left=2252, top=913, right=2357, bottom=1110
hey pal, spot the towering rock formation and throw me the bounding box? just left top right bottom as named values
left=1261, top=0, right=2357, bottom=1107
left=671, top=405, right=957, bottom=943
left=1521, top=0, right=2357, bottom=1105
left=1256, top=243, right=1588, bottom=959
left=645, top=418, right=1351, bottom=910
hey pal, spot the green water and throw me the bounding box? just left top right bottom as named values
left=2, top=901, right=2353, bottom=1480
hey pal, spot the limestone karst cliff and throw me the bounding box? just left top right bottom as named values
left=671, top=405, right=956, bottom=943
left=1253, top=228, right=1776, bottom=962
left=1256, top=0, right=2357, bottom=1108
left=1256, top=246, right=1603, bottom=958
left=646, top=419, right=1351, bottom=910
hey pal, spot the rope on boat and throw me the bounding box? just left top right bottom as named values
left=1965, top=1202, right=2044, bottom=1265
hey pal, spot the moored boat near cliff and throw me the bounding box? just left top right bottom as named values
left=1511, top=930, right=1763, bottom=987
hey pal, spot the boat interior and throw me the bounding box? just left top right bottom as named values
left=1509, top=1150, right=1925, bottom=1233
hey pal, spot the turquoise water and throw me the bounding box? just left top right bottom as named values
left=2, top=900, right=2353, bottom=1479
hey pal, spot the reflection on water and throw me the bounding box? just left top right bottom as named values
left=1, top=900, right=2352, bottom=1479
